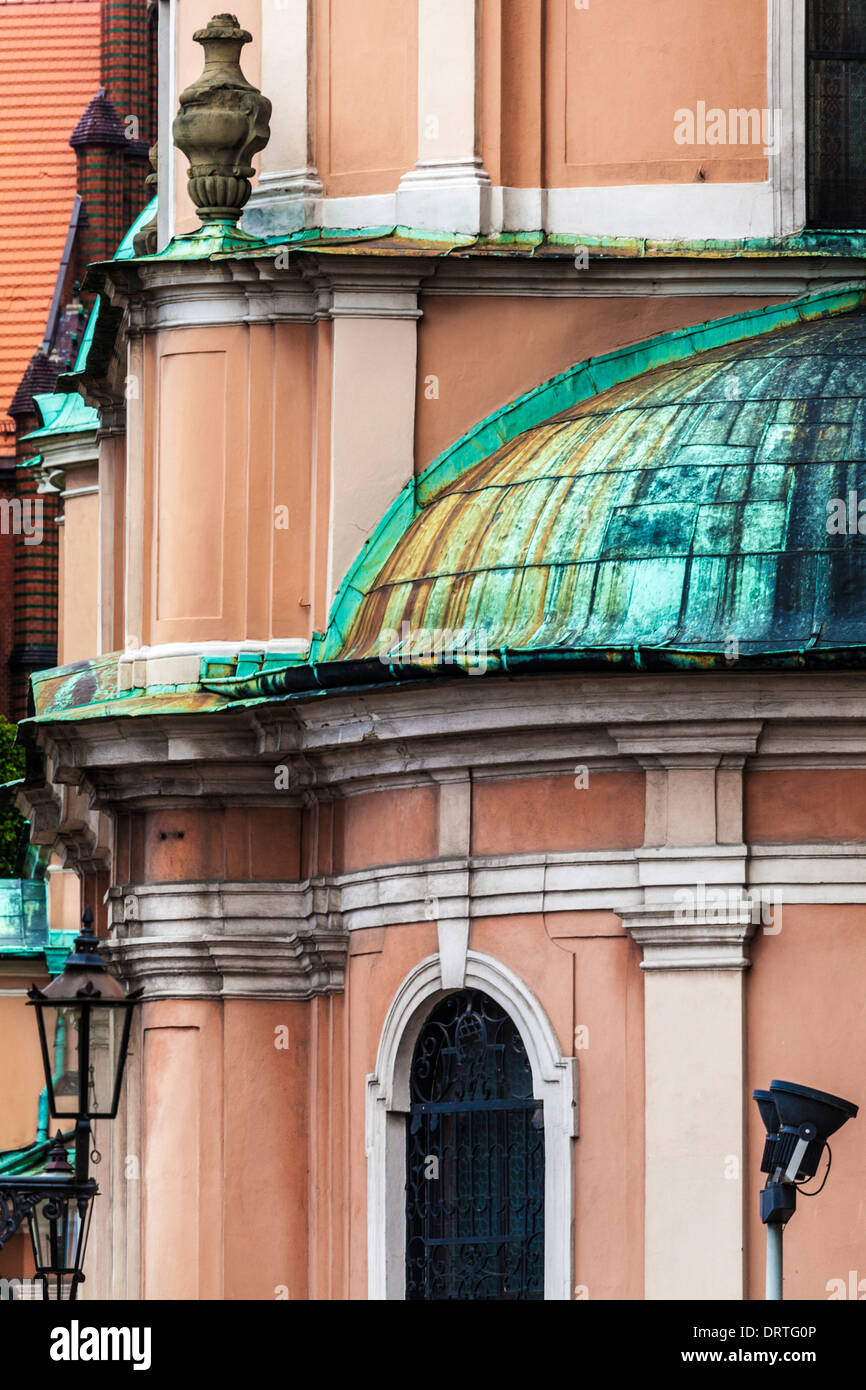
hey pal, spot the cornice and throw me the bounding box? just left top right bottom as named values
left=618, top=901, right=757, bottom=971
left=19, top=672, right=866, bottom=865
left=106, top=879, right=346, bottom=1000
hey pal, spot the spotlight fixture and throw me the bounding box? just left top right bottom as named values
left=753, top=1080, right=857, bottom=1300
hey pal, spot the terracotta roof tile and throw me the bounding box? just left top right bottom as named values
left=0, top=1, right=101, bottom=432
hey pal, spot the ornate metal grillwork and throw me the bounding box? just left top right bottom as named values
left=405, top=990, right=544, bottom=1300
left=808, top=0, right=866, bottom=227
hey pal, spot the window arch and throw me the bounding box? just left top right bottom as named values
left=366, top=952, right=577, bottom=1300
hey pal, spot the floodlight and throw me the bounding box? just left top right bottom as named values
left=753, top=1079, right=858, bottom=1301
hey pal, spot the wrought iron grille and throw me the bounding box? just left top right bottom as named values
left=405, top=990, right=544, bottom=1300
left=808, top=0, right=866, bottom=227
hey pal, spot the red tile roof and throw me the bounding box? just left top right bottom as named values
left=0, top=0, right=101, bottom=439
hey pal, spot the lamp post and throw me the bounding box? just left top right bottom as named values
left=0, top=907, right=142, bottom=1299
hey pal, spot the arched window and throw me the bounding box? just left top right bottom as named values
left=405, top=990, right=544, bottom=1301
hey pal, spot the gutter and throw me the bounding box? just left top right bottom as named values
left=199, top=640, right=866, bottom=705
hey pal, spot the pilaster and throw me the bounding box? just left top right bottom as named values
left=611, top=720, right=763, bottom=1301
left=397, top=0, right=492, bottom=234
left=243, top=0, right=323, bottom=234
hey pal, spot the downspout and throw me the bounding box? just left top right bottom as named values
left=36, top=1011, right=65, bottom=1143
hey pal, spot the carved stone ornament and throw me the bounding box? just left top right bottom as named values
left=132, top=142, right=158, bottom=256
left=172, top=14, right=271, bottom=224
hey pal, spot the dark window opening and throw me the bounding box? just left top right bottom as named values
left=808, top=0, right=866, bottom=227
left=405, top=990, right=544, bottom=1300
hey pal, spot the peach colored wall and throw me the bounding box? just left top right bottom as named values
left=101, top=432, right=126, bottom=654
left=141, top=1000, right=224, bottom=1298
left=472, top=772, right=645, bottom=855
left=60, top=475, right=99, bottom=665
left=222, top=999, right=311, bottom=1299
left=337, top=785, right=439, bottom=873
left=0, top=967, right=51, bottom=1151
left=545, top=0, right=767, bottom=187
left=115, top=807, right=302, bottom=884
left=0, top=1231, right=33, bottom=1279
left=305, top=992, right=347, bottom=1298
left=481, top=0, right=544, bottom=188
left=746, top=769, right=866, bottom=843
left=47, top=863, right=80, bottom=935
left=146, top=322, right=316, bottom=646
left=748, top=907, right=866, bottom=1300
left=314, top=0, right=417, bottom=198
left=414, top=295, right=788, bottom=471
left=174, top=0, right=263, bottom=237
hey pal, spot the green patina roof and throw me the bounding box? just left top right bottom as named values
left=23, top=283, right=866, bottom=725
left=0, top=879, right=76, bottom=963
left=327, top=293, right=866, bottom=671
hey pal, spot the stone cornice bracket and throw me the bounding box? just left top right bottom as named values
left=17, top=772, right=112, bottom=873
left=618, top=899, right=757, bottom=971
left=172, top=14, right=271, bottom=226
left=607, top=720, right=764, bottom=852
left=607, top=720, right=764, bottom=759
left=297, top=256, right=437, bottom=321
left=95, top=401, right=127, bottom=441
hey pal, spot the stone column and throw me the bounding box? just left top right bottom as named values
left=397, top=0, right=492, bottom=234
left=611, top=721, right=763, bottom=1300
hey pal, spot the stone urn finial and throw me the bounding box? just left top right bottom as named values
left=172, top=13, right=271, bottom=225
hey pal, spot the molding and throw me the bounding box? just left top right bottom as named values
left=60, top=485, right=99, bottom=500
left=25, top=673, right=866, bottom=869
left=27, top=433, right=98, bottom=479
left=397, top=160, right=493, bottom=236
left=132, top=260, right=316, bottom=329
left=103, top=842, right=866, bottom=968
left=618, top=900, right=757, bottom=971
left=105, top=880, right=347, bottom=999
left=423, top=256, right=866, bottom=299
left=608, top=721, right=764, bottom=758
left=244, top=170, right=325, bottom=236
left=366, top=951, right=577, bottom=1301
left=257, top=178, right=797, bottom=243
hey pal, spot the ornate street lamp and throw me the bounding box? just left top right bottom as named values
left=28, top=906, right=143, bottom=1179
left=0, top=1133, right=97, bottom=1300
left=0, top=908, right=141, bottom=1299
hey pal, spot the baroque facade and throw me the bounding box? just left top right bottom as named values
left=13, top=0, right=866, bottom=1300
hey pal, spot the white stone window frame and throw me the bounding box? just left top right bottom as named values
left=365, top=951, right=578, bottom=1301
